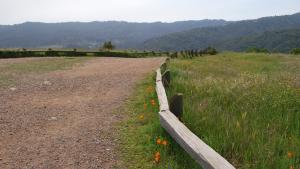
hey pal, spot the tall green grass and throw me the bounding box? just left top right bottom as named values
left=166, top=52, right=300, bottom=168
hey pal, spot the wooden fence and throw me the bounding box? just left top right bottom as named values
left=155, top=59, right=235, bottom=169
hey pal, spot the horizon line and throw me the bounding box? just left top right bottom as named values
left=1, top=12, right=299, bottom=26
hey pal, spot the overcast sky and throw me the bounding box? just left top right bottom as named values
left=1, top=0, right=300, bottom=25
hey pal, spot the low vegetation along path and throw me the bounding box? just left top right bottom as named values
left=0, top=57, right=164, bottom=169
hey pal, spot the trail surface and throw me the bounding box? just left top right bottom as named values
left=0, top=57, right=164, bottom=169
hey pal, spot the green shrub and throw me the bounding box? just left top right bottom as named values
left=246, top=47, right=269, bottom=53
left=291, top=48, right=300, bottom=55
left=45, top=50, right=58, bottom=56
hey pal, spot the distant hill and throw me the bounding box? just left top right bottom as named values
left=0, top=20, right=227, bottom=49
left=216, top=29, right=300, bottom=52
left=143, top=13, right=300, bottom=52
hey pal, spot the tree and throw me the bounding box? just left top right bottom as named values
left=102, top=41, right=115, bottom=50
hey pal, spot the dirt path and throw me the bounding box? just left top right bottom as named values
left=0, top=57, right=164, bottom=169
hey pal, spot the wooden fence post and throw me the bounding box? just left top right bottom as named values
left=170, top=93, right=183, bottom=120
left=161, top=62, right=167, bottom=73
left=166, top=57, right=170, bottom=63
left=162, top=70, right=171, bottom=88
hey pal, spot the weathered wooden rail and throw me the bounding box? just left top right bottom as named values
left=155, top=59, right=235, bottom=169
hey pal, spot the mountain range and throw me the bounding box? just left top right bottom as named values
left=143, top=13, right=300, bottom=52
left=0, top=13, right=300, bottom=52
left=0, top=20, right=227, bottom=49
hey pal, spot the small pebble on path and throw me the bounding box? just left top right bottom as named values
left=43, top=81, right=52, bottom=85
left=49, top=117, right=57, bottom=121
left=9, top=87, right=17, bottom=91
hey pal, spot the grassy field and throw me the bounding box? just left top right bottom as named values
left=167, top=52, right=300, bottom=168
left=0, top=57, right=90, bottom=87
left=121, top=52, right=300, bottom=169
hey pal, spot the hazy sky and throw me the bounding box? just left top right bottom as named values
left=1, top=0, right=300, bottom=25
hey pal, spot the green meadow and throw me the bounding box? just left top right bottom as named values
left=121, top=52, right=300, bottom=169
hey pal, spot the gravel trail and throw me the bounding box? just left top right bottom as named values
left=0, top=57, right=164, bottom=169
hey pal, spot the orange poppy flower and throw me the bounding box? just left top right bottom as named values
left=154, top=151, right=161, bottom=163
left=162, top=140, right=168, bottom=146
left=156, top=138, right=162, bottom=145
left=290, top=166, right=294, bottom=169
left=288, top=151, right=294, bottom=158
left=151, top=99, right=156, bottom=106
left=139, top=115, right=144, bottom=120
left=146, top=86, right=154, bottom=93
